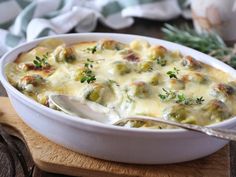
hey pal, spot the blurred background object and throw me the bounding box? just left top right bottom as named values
left=191, top=0, right=236, bottom=42
left=0, top=0, right=190, bottom=56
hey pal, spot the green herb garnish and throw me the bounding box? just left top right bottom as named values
left=166, top=67, right=179, bottom=79
left=86, top=46, right=97, bottom=54
left=176, top=93, right=186, bottom=103
left=80, top=58, right=96, bottom=84
left=196, top=96, right=205, bottom=105
left=158, top=88, right=176, bottom=100
left=156, top=57, right=167, bottom=66
left=33, top=53, right=49, bottom=68
left=159, top=88, right=204, bottom=105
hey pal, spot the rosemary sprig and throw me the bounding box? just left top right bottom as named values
left=162, top=24, right=236, bottom=68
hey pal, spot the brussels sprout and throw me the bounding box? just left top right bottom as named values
left=149, top=72, right=161, bottom=86
left=119, top=49, right=140, bottom=62
left=181, top=73, right=207, bottom=84
left=149, top=45, right=167, bottom=58
left=138, top=61, right=154, bottom=72
left=213, top=83, right=235, bottom=96
left=181, top=56, right=202, bottom=69
left=170, top=50, right=182, bottom=59
left=18, top=75, right=45, bottom=93
left=201, top=99, right=231, bottom=122
left=129, top=40, right=150, bottom=50
left=127, top=120, right=146, bottom=128
left=53, top=46, right=76, bottom=63
left=74, top=68, right=84, bottom=81
left=96, top=40, right=126, bottom=50
left=111, top=61, right=131, bottom=75
left=18, top=75, right=44, bottom=87
left=127, top=82, right=151, bottom=98
left=37, top=94, right=48, bottom=106
left=86, top=85, right=105, bottom=102
left=86, top=82, right=116, bottom=104
left=168, top=79, right=185, bottom=90
left=163, top=104, right=190, bottom=122
left=211, top=83, right=235, bottom=101
left=181, top=117, right=197, bottom=124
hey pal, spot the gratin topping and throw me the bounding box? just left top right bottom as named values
left=5, top=39, right=236, bottom=129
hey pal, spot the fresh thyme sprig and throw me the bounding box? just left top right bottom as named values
left=162, top=23, right=236, bottom=68
left=33, top=53, right=50, bottom=68
left=80, top=58, right=96, bottom=84
left=166, top=67, right=179, bottom=79
left=86, top=46, right=97, bottom=54
left=196, top=96, right=205, bottom=104
left=159, top=88, right=176, bottom=100
left=159, top=88, right=204, bottom=105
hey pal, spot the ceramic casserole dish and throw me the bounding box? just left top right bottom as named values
left=1, top=33, right=236, bottom=164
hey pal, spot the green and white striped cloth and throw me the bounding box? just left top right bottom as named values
left=0, top=0, right=189, bottom=56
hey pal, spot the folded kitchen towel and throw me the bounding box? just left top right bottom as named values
left=0, top=0, right=189, bottom=56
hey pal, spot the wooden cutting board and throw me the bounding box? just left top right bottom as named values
left=0, top=97, right=230, bottom=177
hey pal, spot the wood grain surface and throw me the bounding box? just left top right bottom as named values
left=0, top=97, right=231, bottom=177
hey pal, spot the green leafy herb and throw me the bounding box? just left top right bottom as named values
left=33, top=54, right=49, bottom=68
left=86, top=46, right=97, bottom=54
left=80, top=59, right=96, bottom=84
left=156, top=57, right=167, bottom=66
left=159, top=88, right=204, bottom=105
left=162, top=23, right=236, bottom=68
left=159, top=88, right=176, bottom=101
left=167, top=67, right=179, bottom=79
left=196, top=96, right=205, bottom=105
left=176, top=93, right=186, bottom=103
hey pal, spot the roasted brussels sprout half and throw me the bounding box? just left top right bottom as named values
left=137, top=60, right=154, bottom=72
left=201, top=99, right=231, bottom=123
left=110, top=61, right=131, bottom=75
left=181, top=56, right=202, bottom=69
left=211, top=83, right=235, bottom=101
left=96, top=39, right=126, bottom=50
left=163, top=104, right=191, bottom=123
left=53, top=46, right=76, bottom=63
left=18, top=74, right=45, bottom=92
left=149, top=45, right=167, bottom=58
left=212, top=83, right=235, bottom=96
left=149, top=72, right=161, bottom=86
left=168, top=79, right=185, bottom=90
left=122, top=120, right=168, bottom=129
left=181, top=72, right=207, bottom=84
left=86, top=83, right=115, bottom=104
left=129, top=40, right=150, bottom=50
left=127, top=82, right=151, bottom=98
left=119, top=49, right=140, bottom=62
left=86, top=84, right=106, bottom=103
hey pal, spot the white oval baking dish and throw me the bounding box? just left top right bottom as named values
left=1, top=33, right=236, bottom=164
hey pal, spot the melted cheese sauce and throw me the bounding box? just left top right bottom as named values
left=5, top=39, right=236, bottom=128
